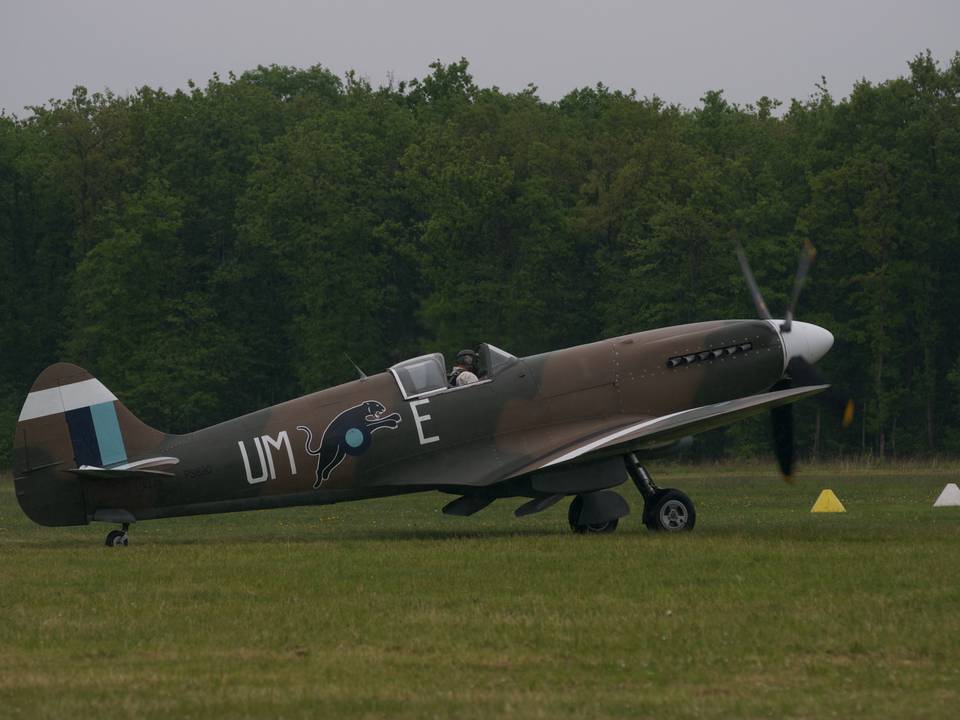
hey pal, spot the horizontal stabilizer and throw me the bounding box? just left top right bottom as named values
left=68, top=467, right=175, bottom=480
left=68, top=456, right=179, bottom=480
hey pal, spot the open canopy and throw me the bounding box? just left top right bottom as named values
left=389, top=343, right=517, bottom=399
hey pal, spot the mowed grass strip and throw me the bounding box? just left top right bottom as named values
left=1, top=466, right=959, bottom=719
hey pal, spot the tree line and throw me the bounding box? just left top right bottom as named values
left=2, top=52, right=960, bottom=468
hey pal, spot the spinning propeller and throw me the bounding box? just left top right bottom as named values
left=735, top=239, right=855, bottom=481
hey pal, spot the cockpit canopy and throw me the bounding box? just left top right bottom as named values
left=389, top=343, right=517, bottom=399
left=390, top=353, right=447, bottom=399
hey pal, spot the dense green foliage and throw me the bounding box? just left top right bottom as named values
left=2, top=53, right=960, bottom=465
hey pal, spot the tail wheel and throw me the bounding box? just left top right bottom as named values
left=105, top=529, right=129, bottom=547
left=644, top=489, right=696, bottom=532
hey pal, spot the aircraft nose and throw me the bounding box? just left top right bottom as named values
left=777, top=321, right=834, bottom=364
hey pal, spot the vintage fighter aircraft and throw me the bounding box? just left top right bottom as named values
left=12, top=243, right=852, bottom=545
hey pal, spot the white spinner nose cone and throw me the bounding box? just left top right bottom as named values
left=776, top=320, right=834, bottom=365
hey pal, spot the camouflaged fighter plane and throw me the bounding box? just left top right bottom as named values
left=12, top=242, right=852, bottom=546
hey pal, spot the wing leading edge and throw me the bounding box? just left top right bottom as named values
left=513, top=385, right=829, bottom=476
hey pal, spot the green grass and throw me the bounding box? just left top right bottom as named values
left=2, top=464, right=959, bottom=719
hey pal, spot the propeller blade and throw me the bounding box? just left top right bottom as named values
left=786, top=357, right=855, bottom=428
left=771, top=403, right=795, bottom=481
left=735, top=236, right=852, bottom=480
left=785, top=355, right=825, bottom=386
left=734, top=238, right=772, bottom=320
left=782, top=240, right=817, bottom=332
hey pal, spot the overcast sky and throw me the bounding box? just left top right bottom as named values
left=2, top=0, right=958, bottom=115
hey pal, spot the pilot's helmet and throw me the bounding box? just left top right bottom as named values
left=455, top=349, right=477, bottom=372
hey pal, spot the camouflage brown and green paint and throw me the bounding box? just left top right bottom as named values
left=13, top=319, right=827, bottom=530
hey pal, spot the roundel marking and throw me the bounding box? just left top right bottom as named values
left=345, top=428, right=364, bottom=448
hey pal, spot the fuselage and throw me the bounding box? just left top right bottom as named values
left=17, top=319, right=820, bottom=526
left=79, top=320, right=784, bottom=521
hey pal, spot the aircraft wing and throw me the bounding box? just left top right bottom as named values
left=513, top=384, right=829, bottom=475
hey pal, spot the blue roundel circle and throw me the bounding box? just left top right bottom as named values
left=343, top=427, right=369, bottom=455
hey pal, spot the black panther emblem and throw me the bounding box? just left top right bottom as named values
left=297, top=400, right=402, bottom=488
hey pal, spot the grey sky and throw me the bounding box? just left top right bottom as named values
left=2, top=0, right=958, bottom=115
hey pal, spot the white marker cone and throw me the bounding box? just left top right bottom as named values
left=933, top=483, right=960, bottom=507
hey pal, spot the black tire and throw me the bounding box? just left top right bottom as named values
left=644, top=489, right=696, bottom=532
left=105, top=530, right=128, bottom=547
left=568, top=496, right=620, bottom=534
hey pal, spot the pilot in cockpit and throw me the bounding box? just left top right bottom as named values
left=448, top=349, right=480, bottom=387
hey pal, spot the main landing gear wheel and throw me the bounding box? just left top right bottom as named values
left=643, top=489, right=696, bottom=532
left=567, top=493, right=626, bottom=534
left=624, top=453, right=696, bottom=533
left=105, top=523, right=130, bottom=547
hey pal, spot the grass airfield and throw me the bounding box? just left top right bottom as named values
left=1, top=463, right=959, bottom=719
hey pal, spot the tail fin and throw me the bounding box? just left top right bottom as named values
left=13, top=363, right=165, bottom=526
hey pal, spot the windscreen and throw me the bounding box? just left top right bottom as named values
left=479, top=343, right=517, bottom=376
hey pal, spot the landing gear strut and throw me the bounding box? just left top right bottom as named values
left=625, top=453, right=696, bottom=532
left=105, top=523, right=130, bottom=547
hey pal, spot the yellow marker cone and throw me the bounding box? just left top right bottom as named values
left=811, top=489, right=846, bottom=513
